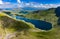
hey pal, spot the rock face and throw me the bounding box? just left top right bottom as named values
left=57, top=17, right=60, bottom=25
left=55, top=7, right=60, bottom=25
left=55, top=7, right=60, bottom=17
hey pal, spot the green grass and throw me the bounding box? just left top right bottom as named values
left=0, top=8, right=60, bottom=39
left=0, top=13, right=36, bottom=39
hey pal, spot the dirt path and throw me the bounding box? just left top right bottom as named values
left=4, top=33, right=16, bottom=39
left=0, top=35, right=2, bottom=39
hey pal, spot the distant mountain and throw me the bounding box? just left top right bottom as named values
left=0, top=6, right=56, bottom=12
left=25, top=8, right=56, bottom=19
left=21, top=7, right=48, bottom=11
left=1, top=7, right=48, bottom=11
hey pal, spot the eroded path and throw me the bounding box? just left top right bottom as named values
left=4, top=32, right=16, bottom=39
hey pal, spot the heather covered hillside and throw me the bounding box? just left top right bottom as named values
left=0, top=8, right=60, bottom=39
left=25, top=8, right=58, bottom=26
left=0, top=13, right=36, bottom=39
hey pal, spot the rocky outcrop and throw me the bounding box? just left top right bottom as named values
left=55, top=7, right=60, bottom=25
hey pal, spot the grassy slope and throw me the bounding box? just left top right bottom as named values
left=0, top=8, right=60, bottom=39
left=23, top=8, right=60, bottom=39
left=25, top=8, right=58, bottom=26
left=0, top=13, right=36, bottom=39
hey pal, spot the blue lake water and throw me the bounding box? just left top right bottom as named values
left=16, top=16, right=52, bottom=30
